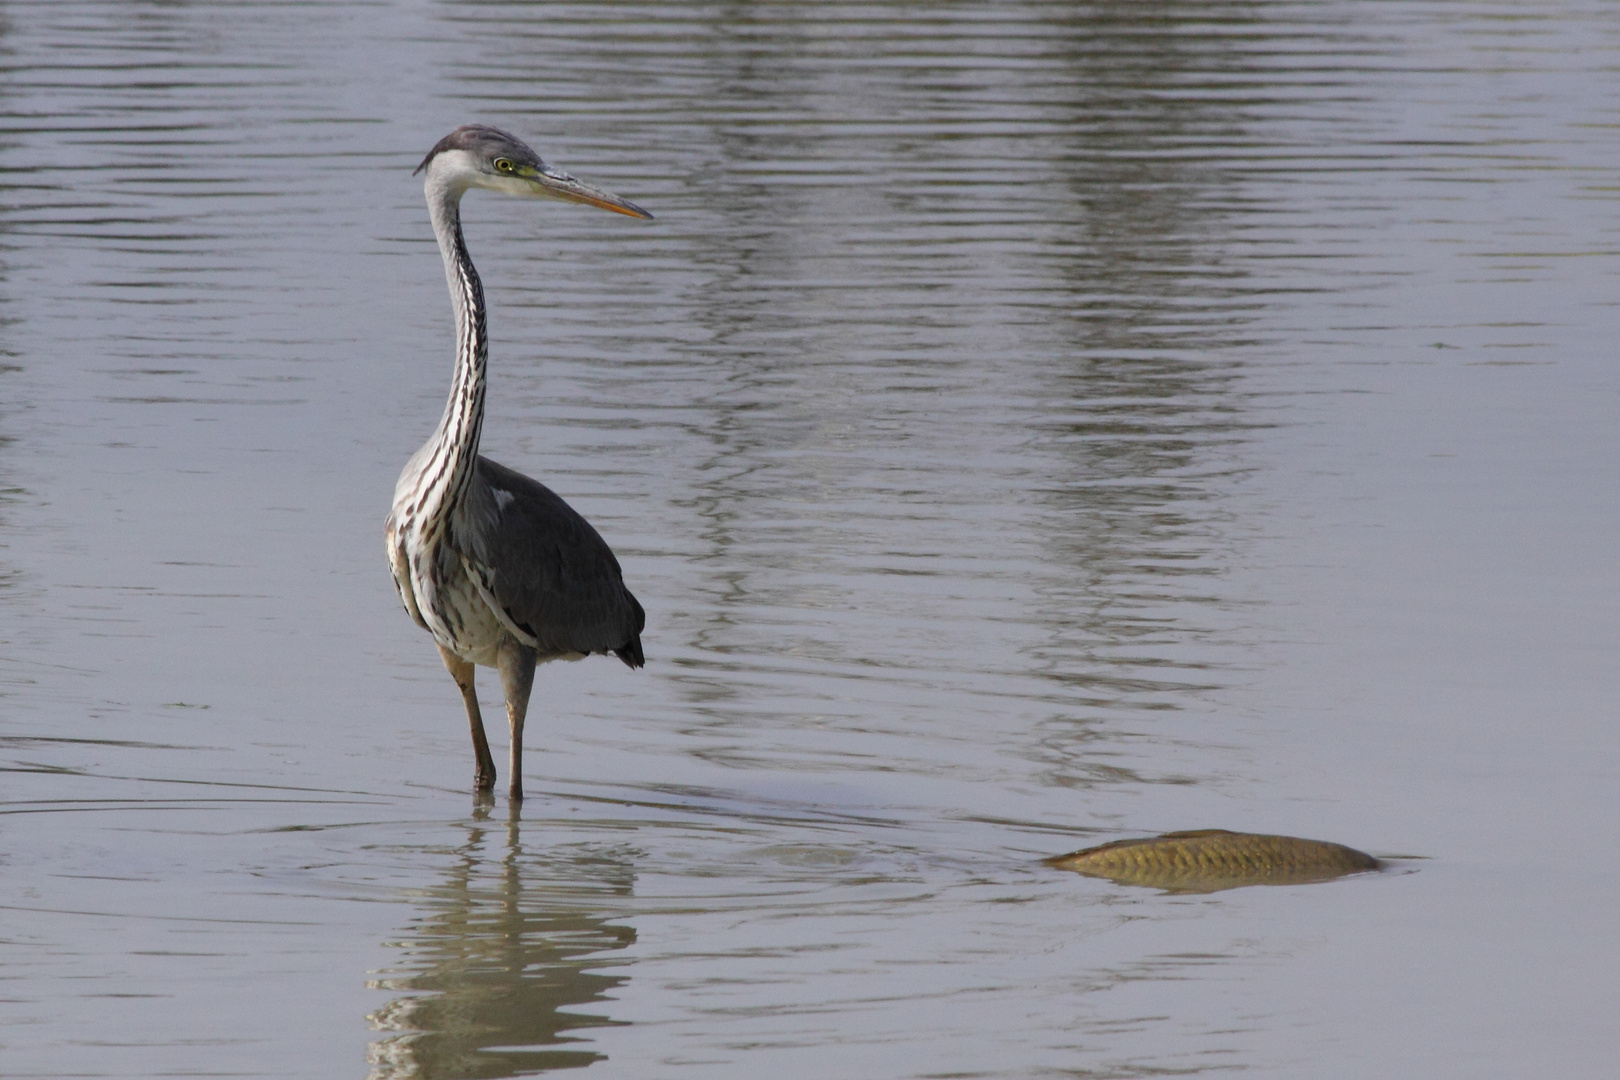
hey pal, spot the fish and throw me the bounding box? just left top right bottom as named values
left=1046, top=829, right=1381, bottom=893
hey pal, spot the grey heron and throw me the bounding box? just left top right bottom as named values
left=386, top=125, right=648, bottom=801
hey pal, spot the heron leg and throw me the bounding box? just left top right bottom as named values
left=439, top=644, right=496, bottom=792
left=496, top=642, right=537, bottom=802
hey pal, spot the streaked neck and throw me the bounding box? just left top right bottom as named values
left=417, top=175, right=488, bottom=513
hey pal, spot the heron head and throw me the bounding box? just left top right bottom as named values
left=415, top=124, right=652, bottom=219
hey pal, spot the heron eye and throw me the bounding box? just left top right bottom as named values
left=494, top=158, right=514, bottom=173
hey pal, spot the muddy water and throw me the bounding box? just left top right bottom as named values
left=2, top=1, right=1617, bottom=1077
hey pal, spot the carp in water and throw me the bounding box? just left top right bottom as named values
left=1047, top=829, right=1381, bottom=893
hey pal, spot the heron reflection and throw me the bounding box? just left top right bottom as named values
left=366, top=805, right=635, bottom=1077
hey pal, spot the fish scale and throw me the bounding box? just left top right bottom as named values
left=1048, top=830, right=1381, bottom=893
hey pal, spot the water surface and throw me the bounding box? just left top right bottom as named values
left=2, top=2, right=1617, bottom=1077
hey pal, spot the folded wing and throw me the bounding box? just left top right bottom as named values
left=464, top=456, right=644, bottom=667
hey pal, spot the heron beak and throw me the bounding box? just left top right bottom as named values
left=528, top=164, right=653, bottom=219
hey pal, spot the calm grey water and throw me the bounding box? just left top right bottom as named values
left=2, top=1, right=1617, bottom=1076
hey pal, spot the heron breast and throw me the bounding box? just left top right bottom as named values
left=424, top=566, right=507, bottom=666
left=396, top=522, right=508, bottom=667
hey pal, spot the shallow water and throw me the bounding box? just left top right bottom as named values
left=2, top=1, right=1617, bottom=1076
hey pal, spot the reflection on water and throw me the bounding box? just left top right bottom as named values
left=366, top=806, right=634, bottom=1078
left=592, top=0, right=1283, bottom=792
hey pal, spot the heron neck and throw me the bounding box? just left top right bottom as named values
left=422, top=180, right=487, bottom=509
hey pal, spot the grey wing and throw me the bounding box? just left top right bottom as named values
left=466, top=456, right=645, bottom=667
